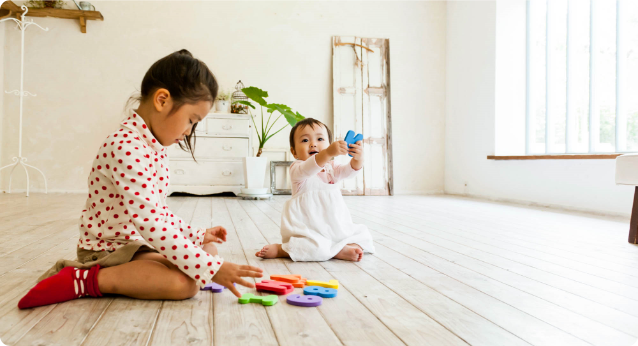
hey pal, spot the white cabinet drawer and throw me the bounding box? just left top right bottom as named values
left=207, top=118, right=250, bottom=137
left=194, top=118, right=207, bottom=134
left=170, top=137, right=248, bottom=159
left=171, top=161, right=244, bottom=186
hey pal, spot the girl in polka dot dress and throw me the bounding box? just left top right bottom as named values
left=18, top=50, right=263, bottom=309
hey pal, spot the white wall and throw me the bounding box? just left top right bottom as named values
left=0, top=15, right=5, bottom=188
left=0, top=1, right=447, bottom=195
left=445, top=1, right=634, bottom=217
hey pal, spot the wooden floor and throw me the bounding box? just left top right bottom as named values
left=0, top=193, right=637, bottom=346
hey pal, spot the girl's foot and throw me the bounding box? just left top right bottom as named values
left=255, top=244, right=289, bottom=259
left=334, top=244, right=363, bottom=262
left=18, top=265, right=102, bottom=309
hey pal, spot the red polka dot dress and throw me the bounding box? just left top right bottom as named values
left=77, top=112, right=223, bottom=287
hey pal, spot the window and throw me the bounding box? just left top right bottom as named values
left=526, top=0, right=638, bottom=154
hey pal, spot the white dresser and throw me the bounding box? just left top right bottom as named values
left=168, top=113, right=252, bottom=196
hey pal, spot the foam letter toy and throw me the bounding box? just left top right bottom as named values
left=305, top=279, right=339, bottom=289
left=287, top=294, right=322, bottom=307
left=270, top=274, right=307, bottom=288
left=201, top=282, right=234, bottom=293
left=238, top=293, right=278, bottom=306
left=303, top=286, right=338, bottom=298
left=344, top=130, right=364, bottom=157
left=256, top=280, right=294, bottom=295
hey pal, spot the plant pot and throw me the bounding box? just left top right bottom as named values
left=242, top=156, right=269, bottom=195
left=215, top=100, right=230, bottom=113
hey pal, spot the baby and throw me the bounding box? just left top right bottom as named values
left=256, top=118, right=375, bottom=262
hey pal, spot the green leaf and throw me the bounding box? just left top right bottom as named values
left=266, top=103, right=291, bottom=114
left=270, top=105, right=305, bottom=127
left=241, top=87, right=268, bottom=107
left=231, top=100, right=255, bottom=109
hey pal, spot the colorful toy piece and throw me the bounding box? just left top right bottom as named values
left=270, top=274, right=307, bottom=288
left=238, top=293, right=278, bottom=306
left=287, top=294, right=322, bottom=307
left=305, top=279, right=339, bottom=289
left=200, top=283, right=234, bottom=293
left=256, top=280, right=294, bottom=295
left=303, top=286, right=338, bottom=298
left=344, top=130, right=364, bottom=157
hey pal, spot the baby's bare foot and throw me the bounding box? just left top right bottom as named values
left=334, top=245, right=363, bottom=262
left=255, top=244, right=288, bottom=259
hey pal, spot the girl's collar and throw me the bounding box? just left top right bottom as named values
left=120, top=111, right=166, bottom=153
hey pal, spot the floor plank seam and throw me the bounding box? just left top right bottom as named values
left=144, top=300, right=164, bottom=346
left=255, top=198, right=460, bottom=346
left=372, top=241, right=600, bottom=346
left=351, top=209, right=638, bottom=295
left=372, top=231, right=638, bottom=338
left=78, top=298, right=114, bottom=346
left=355, top=205, right=638, bottom=280
left=357, top=213, right=638, bottom=320
left=223, top=198, right=282, bottom=346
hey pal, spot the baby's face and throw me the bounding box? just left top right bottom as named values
left=291, top=124, right=330, bottom=161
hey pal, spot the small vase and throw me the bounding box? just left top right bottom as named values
left=215, top=100, right=230, bottom=113
left=242, top=157, right=269, bottom=195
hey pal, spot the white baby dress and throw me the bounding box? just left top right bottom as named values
left=280, top=156, right=375, bottom=261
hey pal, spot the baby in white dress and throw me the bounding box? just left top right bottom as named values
left=255, top=118, right=375, bottom=262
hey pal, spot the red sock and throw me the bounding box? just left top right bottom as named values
left=18, top=265, right=102, bottom=309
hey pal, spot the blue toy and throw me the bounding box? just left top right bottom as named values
left=344, top=130, right=364, bottom=157
left=303, top=286, right=338, bottom=298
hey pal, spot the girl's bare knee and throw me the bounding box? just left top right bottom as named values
left=171, top=270, right=199, bottom=300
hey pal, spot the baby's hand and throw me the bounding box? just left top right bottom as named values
left=349, top=140, right=364, bottom=161
left=203, top=226, right=227, bottom=244
left=326, top=140, right=349, bottom=158
left=212, top=262, right=264, bottom=297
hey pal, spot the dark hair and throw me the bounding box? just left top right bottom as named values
left=130, top=49, right=218, bottom=161
left=289, top=118, right=333, bottom=150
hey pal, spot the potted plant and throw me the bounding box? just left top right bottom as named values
left=214, top=88, right=232, bottom=113
left=233, top=86, right=304, bottom=195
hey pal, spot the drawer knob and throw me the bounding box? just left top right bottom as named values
left=222, top=145, right=233, bottom=151
left=222, top=125, right=233, bottom=130
left=175, top=169, right=185, bottom=175
left=222, top=170, right=233, bottom=176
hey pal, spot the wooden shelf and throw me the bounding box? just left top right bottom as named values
left=0, top=1, right=103, bottom=33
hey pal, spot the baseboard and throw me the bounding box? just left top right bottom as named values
left=393, top=189, right=444, bottom=196
left=445, top=192, right=631, bottom=220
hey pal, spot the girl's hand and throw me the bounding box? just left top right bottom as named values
left=212, top=262, right=264, bottom=297
left=203, top=226, right=227, bottom=244
left=326, top=140, right=349, bottom=158
left=348, top=141, right=364, bottom=161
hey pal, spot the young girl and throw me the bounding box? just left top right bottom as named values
left=255, top=118, right=375, bottom=262
left=18, top=49, right=263, bottom=309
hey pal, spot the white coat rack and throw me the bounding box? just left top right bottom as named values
left=0, top=6, right=49, bottom=197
